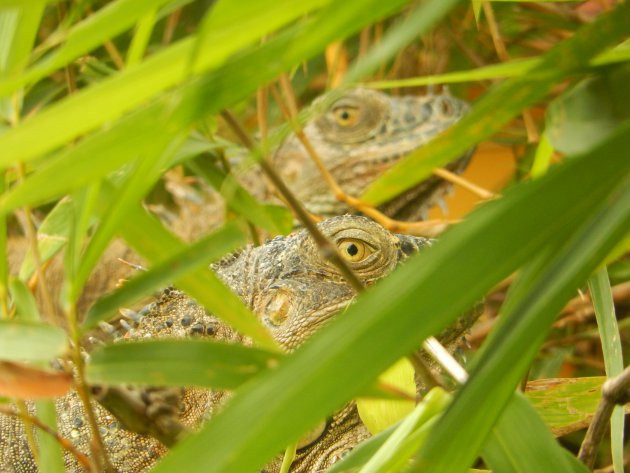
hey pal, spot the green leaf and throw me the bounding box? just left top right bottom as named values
left=148, top=98, right=630, bottom=473
left=364, top=42, right=630, bottom=89
left=361, top=2, right=630, bottom=205
left=87, top=339, right=281, bottom=389
left=525, top=377, right=608, bottom=436
left=0, top=320, right=67, bottom=362
left=73, top=132, right=186, bottom=301
left=83, top=220, right=247, bottom=330
left=482, top=393, right=589, bottom=473
left=18, top=197, right=72, bottom=280
left=9, top=277, right=40, bottom=321
left=588, top=268, right=624, bottom=473
left=547, top=64, right=630, bottom=155
left=35, top=400, right=64, bottom=473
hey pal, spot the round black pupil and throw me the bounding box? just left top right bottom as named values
left=346, top=243, right=359, bottom=256
left=340, top=110, right=350, bottom=120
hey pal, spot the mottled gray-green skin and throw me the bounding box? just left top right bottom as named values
left=0, top=216, right=432, bottom=473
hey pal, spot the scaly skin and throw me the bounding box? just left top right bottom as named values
left=0, top=216, right=435, bottom=473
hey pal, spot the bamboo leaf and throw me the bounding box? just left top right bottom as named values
left=525, top=377, right=613, bottom=437
left=87, top=340, right=281, bottom=389
left=588, top=268, right=624, bottom=473
left=547, top=64, right=630, bottom=155
left=0, top=320, right=67, bottom=362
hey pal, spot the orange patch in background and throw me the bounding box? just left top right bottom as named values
left=428, top=142, right=516, bottom=220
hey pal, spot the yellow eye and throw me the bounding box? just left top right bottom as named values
left=338, top=238, right=372, bottom=262
left=332, top=106, right=360, bottom=127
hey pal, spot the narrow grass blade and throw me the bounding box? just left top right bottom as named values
left=87, top=339, right=281, bottom=389
left=361, top=2, right=630, bottom=205
left=82, top=220, right=247, bottom=330
left=588, top=268, right=624, bottom=473
left=0, top=320, right=67, bottom=362
left=35, top=400, right=64, bottom=473
left=364, top=43, right=630, bottom=89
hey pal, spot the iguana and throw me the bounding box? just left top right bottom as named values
left=8, top=87, right=470, bottom=317
left=0, top=215, right=457, bottom=473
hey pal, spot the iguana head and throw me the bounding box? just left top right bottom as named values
left=216, top=215, right=431, bottom=350
left=274, top=88, right=471, bottom=220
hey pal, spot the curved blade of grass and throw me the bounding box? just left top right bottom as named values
left=87, top=339, right=281, bottom=388
left=588, top=268, right=624, bottom=473
left=0, top=320, right=67, bottom=362
left=414, top=180, right=630, bottom=471
left=83, top=220, right=247, bottom=330
left=35, top=400, right=64, bottom=473
left=361, top=2, right=630, bottom=205
left=148, top=102, right=630, bottom=473
left=364, top=41, right=630, bottom=88
left=125, top=7, right=157, bottom=67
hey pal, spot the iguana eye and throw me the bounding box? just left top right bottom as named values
left=332, top=105, right=360, bottom=127
left=338, top=238, right=372, bottom=262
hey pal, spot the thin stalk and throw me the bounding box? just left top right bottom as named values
left=482, top=1, right=539, bottom=143
left=67, top=303, right=113, bottom=472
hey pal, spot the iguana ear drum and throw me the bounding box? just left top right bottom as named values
left=315, top=89, right=389, bottom=144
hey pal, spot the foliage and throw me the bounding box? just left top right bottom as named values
left=0, top=0, right=629, bottom=472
